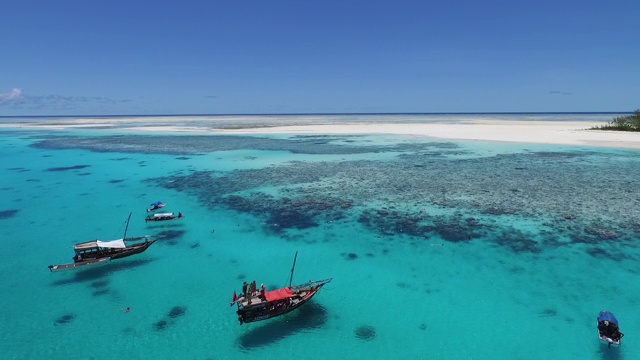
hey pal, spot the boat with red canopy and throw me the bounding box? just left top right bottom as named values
left=230, top=252, right=332, bottom=325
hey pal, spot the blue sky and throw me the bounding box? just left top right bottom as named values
left=1, top=0, right=638, bottom=115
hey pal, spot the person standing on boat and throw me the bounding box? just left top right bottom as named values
left=260, top=283, right=266, bottom=299
left=242, top=281, right=248, bottom=298
left=247, top=281, right=256, bottom=304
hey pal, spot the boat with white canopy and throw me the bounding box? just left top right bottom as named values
left=48, top=213, right=156, bottom=272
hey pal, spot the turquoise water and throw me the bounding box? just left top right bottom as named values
left=1, top=117, right=638, bottom=360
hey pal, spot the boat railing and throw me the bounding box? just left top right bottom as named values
left=289, top=278, right=332, bottom=292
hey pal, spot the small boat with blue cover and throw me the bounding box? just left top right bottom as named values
left=597, top=310, right=624, bottom=348
left=147, top=201, right=166, bottom=212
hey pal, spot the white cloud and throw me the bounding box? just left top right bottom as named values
left=0, top=88, right=23, bottom=103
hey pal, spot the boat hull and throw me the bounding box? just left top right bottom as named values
left=599, top=335, right=620, bottom=347
left=49, top=240, right=156, bottom=272
left=110, top=240, right=155, bottom=260
left=49, top=258, right=110, bottom=272
left=145, top=215, right=183, bottom=222
left=241, top=288, right=320, bottom=323
left=146, top=204, right=166, bottom=212
left=236, top=278, right=332, bottom=324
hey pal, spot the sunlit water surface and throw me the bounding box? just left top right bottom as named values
left=0, top=114, right=638, bottom=360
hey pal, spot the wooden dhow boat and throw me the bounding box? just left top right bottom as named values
left=48, top=213, right=156, bottom=272
left=230, top=252, right=332, bottom=325
left=145, top=212, right=184, bottom=222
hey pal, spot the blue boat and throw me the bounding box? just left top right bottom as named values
left=146, top=201, right=166, bottom=212
left=597, top=310, right=624, bottom=348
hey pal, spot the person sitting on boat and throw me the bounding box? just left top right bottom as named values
left=598, top=320, right=622, bottom=341
left=178, top=212, right=183, bottom=218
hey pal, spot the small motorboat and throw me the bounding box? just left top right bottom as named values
left=597, top=310, right=624, bottom=348
left=145, top=212, right=184, bottom=222
left=147, top=201, right=166, bottom=212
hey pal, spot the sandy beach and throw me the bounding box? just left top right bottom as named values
left=2, top=117, right=639, bottom=149
left=215, top=121, right=640, bottom=149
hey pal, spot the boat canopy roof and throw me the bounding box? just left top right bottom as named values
left=153, top=212, right=173, bottom=218
left=598, top=311, right=619, bottom=325
left=264, top=287, right=293, bottom=302
left=74, top=239, right=126, bottom=250
left=151, top=201, right=164, bottom=206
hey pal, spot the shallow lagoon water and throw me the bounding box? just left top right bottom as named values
left=0, top=117, right=638, bottom=360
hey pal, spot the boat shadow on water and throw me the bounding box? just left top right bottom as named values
left=50, top=259, right=154, bottom=286
left=597, top=346, right=623, bottom=360
left=236, top=302, right=328, bottom=351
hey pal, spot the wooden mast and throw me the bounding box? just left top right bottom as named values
left=123, top=213, right=132, bottom=241
left=288, top=251, right=298, bottom=287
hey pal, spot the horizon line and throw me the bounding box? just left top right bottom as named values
left=0, top=111, right=632, bottom=119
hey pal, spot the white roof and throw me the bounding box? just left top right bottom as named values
left=153, top=212, right=173, bottom=218
left=74, top=239, right=126, bottom=250
left=97, top=239, right=126, bottom=248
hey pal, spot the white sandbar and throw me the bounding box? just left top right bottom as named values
left=2, top=117, right=638, bottom=149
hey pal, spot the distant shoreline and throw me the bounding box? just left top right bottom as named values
left=1, top=115, right=639, bottom=150
left=0, top=111, right=632, bottom=119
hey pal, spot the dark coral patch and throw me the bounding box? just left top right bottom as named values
left=0, top=209, right=19, bottom=220
left=108, top=179, right=125, bottom=184
left=434, top=223, right=473, bottom=243
left=355, top=325, right=376, bottom=340
left=154, top=320, right=168, bottom=331
left=156, top=230, right=186, bottom=246
left=90, top=280, right=109, bottom=288
left=46, top=165, right=91, bottom=172
left=585, top=247, right=624, bottom=262
left=266, top=209, right=318, bottom=232
left=493, top=232, right=541, bottom=254
left=345, top=253, right=358, bottom=260
left=419, top=323, right=428, bottom=330
left=541, top=309, right=557, bottom=317
left=584, top=227, right=618, bottom=240
left=168, top=306, right=187, bottom=318
left=55, top=314, right=75, bottom=325
left=92, top=289, right=110, bottom=297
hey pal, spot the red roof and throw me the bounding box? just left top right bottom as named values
left=264, top=287, right=293, bottom=302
